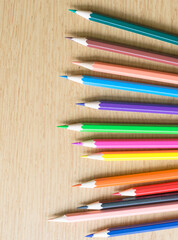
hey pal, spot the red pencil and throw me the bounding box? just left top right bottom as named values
left=114, top=181, right=178, bottom=197
left=66, top=37, right=178, bottom=67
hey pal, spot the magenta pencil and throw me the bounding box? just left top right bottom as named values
left=73, top=139, right=178, bottom=149
left=66, top=37, right=178, bottom=66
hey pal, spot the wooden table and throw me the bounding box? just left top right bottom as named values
left=1, top=0, right=178, bottom=239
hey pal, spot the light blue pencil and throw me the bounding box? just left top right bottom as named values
left=60, top=75, right=178, bottom=98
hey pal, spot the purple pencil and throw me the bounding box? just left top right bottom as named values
left=76, top=101, right=178, bottom=114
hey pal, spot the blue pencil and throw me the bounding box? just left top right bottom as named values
left=60, top=75, right=178, bottom=98
left=86, top=219, right=178, bottom=238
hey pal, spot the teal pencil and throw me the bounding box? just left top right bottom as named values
left=69, top=9, right=178, bottom=45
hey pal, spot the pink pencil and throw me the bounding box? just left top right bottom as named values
left=66, top=37, right=178, bottom=66
left=73, top=139, right=178, bottom=149
left=49, top=201, right=178, bottom=222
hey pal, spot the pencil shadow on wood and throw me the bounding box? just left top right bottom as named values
left=48, top=208, right=87, bottom=218
left=75, top=136, right=178, bottom=143
left=78, top=95, right=178, bottom=105
left=67, top=44, right=178, bottom=73
left=79, top=196, right=124, bottom=206
left=70, top=4, right=178, bottom=35
left=79, top=189, right=178, bottom=206
left=76, top=165, right=178, bottom=183
left=64, top=117, right=178, bottom=125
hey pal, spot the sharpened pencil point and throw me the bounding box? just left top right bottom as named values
left=76, top=103, right=85, bottom=106
left=60, top=75, right=68, bottom=79
left=77, top=206, right=88, bottom=209
left=72, top=61, right=80, bottom=65
left=72, top=142, right=82, bottom=145
left=68, top=9, right=77, bottom=13
left=113, top=192, right=121, bottom=196
left=48, top=215, right=67, bottom=222
left=72, top=184, right=81, bottom=187
left=85, top=234, right=94, bottom=238
left=48, top=217, right=57, bottom=222
left=57, top=125, right=68, bottom=129
left=81, top=155, right=88, bottom=158
left=65, top=37, right=72, bottom=40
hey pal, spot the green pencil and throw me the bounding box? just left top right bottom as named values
left=57, top=123, right=178, bottom=134
left=69, top=9, right=178, bottom=45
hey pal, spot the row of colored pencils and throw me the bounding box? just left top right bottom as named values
left=53, top=8, right=178, bottom=238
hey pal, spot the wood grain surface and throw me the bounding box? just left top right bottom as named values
left=1, top=0, right=178, bottom=239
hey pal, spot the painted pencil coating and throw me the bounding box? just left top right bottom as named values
left=73, top=139, right=178, bottom=149
left=50, top=202, right=178, bottom=222
left=78, top=193, right=178, bottom=210
left=58, top=123, right=178, bottom=134
left=83, top=150, right=178, bottom=161
left=115, top=181, right=178, bottom=196
left=61, top=75, right=178, bottom=98
left=68, top=37, right=178, bottom=66
left=74, top=169, right=178, bottom=188
left=73, top=61, right=178, bottom=85
left=86, top=219, right=178, bottom=238
left=78, top=101, right=178, bottom=115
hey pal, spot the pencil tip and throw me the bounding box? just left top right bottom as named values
left=81, top=155, right=88, bottom=158
left=85, top=234, right=94, bottom=238
left=76, top=103, right=85, bottom=106
left=48, top=215, right=67, bottom=222
left=57, top=125, right=68, bottom=129
left=77, top=206, right=88, bottom=209
left=72, top=184, right=81, bottom=187
left=113, top=192, right=121, bottom=196
left=72, top=142, right=82, bottom=145
left=65, top=37, right=72, bottom=40
left=68, top=9, right=77, bottom=13
left=72, top=61, right=80, bottom=65
left=48, top=217, right=57, bottom=222
left=48, top=216, right=58, bottom=222
left=60, top=75, right=68, bottom=79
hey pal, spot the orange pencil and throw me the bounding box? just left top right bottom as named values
left=73, top=169, right=178, bottom=188
left=73, top=61, right=178, bottom=85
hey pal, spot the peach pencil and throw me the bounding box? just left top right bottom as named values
left=73, top=61, right=178, bottom=85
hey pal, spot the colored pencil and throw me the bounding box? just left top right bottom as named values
left=48, top=201, right=178, bottom=222
left=58, top=123, right=178, bottom=135
left=78, top=192, right=178, bottom=210
left=66, top=37, right=178, bottom=66
left=81, top=150, right=178, bottom=161
left=73, top=139, right=178, bottom=149
left=114, top=181, right=178, bottom=197
left=72, top=169, right=178, bottom=188
left=76, top=101, right=178, bottom=115
left=69, top=10, right=178, bottom=45
left=73, top=61, right=178, bottom=85
left=60, top=75, right=178, bottom=98
left=86, top=219, right=178, bottom=238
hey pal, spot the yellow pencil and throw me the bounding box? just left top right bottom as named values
left=81, top=150, right=178, bottom=161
